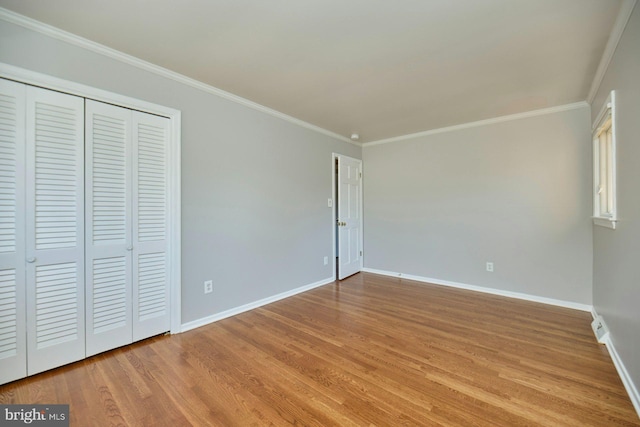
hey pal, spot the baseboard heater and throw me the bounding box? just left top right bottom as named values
left=591, top=315, right=610, bottom=344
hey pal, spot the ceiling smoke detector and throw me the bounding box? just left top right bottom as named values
left=350, top=133, right=360, bottom=141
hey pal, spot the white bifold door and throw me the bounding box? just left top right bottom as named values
left=0, top=80, right=171, bottom=385
left=85, top=100, right=170, bottom=357
left=0, top=80, right=86, bottom=382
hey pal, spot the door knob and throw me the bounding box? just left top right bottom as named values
left=26, top=257, right=36, bottom=263
left=126, top=245, right=133, bottom=251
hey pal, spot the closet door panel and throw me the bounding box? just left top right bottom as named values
left=85, top=100, right=133, bottom=356
left=0, top=79, right=27, bottom=384
left=132, top=111, right=170, bottom=341
left=25, top=86, right=85, bottom=375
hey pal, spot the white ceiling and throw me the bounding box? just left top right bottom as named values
left=0, top=0, right=624, bottom=142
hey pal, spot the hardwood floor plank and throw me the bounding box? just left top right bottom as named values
left=1, top=272, right=638, bottom=426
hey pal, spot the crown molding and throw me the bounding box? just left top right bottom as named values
left=587, top=0, right=637, bottom=104
left=363, top=101, right=589, bottom=147
left=0, top=7, right=357, bottom=146
left=3, top=2, right=627, bottom=148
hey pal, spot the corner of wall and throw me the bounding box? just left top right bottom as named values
left=591, top=310, right=640, bottom=416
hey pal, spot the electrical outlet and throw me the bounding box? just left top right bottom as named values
left=486, top=262, right=494, bottom=272
left=204, top=280, right=213, bottom=294
left=324, top=256, right=328, bottom=265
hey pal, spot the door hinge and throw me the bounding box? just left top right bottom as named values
left=359, top=172, right=362, bottom=179
left=360, top=250, right=363, bottom=256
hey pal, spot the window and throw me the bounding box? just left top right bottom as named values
left=593, top=90, right=617, bottom=229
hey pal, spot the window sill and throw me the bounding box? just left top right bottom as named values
left=593, top=217, right=617, bottom=229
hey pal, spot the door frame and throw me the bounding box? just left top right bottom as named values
left=0, top=62, right=183, bottom=334
left=332, top=153, right=363, bottom=280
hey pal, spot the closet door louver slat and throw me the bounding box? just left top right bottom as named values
left=0, top=270, right=18, bottom=355
left=34, top=262, right=79, bottom=348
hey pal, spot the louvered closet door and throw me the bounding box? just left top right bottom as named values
left=0, top=79, right=27, bottom=384
left=132, top=111, right=170, bottom=341
left=85, top=100, right=133, bottom=356
left=25, top=86, right=85, bottom=375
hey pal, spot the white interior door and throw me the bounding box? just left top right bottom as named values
left=85, top=100, right=133, bottom=356
left=25, top=86, right=85, bottom=375
left=0, top=79, right=27, bottom=384
left=337, top=155, right=362, bottom=280
left=132, top=111, right=170, bottom=341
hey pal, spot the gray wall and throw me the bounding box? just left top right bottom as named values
left=0, top=20, right=360, bottom=324
left=591, top=3, right=640, bottom=395
left=363, top=107, right=593, bottom=304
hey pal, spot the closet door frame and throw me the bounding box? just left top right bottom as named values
left=0, top=62, right=183, bottom=335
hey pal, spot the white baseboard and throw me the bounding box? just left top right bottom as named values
left=592, top=309, right=640, bottom=417
left=180, top=276, right=335, bottom=332
left=361, top=268, right=593, bottom=312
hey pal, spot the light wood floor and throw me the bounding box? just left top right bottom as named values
left=1, top=272, right=638, bottom=426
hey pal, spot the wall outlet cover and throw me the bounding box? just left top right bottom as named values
left=204, top=280, right=213, bottom=294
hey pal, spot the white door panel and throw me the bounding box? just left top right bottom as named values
left=85, top=100, right=133, bottom=356
left=0, top=79, right=27, bottom=384
left=25, top=86, right=85, bottom=375
left=337, top=155, right=362, bottom=280
left=132, top=111, right=170, bottom=341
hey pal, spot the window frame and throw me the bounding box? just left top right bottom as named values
left=592, top=90, right=617, bottom=229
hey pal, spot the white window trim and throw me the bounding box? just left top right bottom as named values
left=592, top=90, right=617, bottom=229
